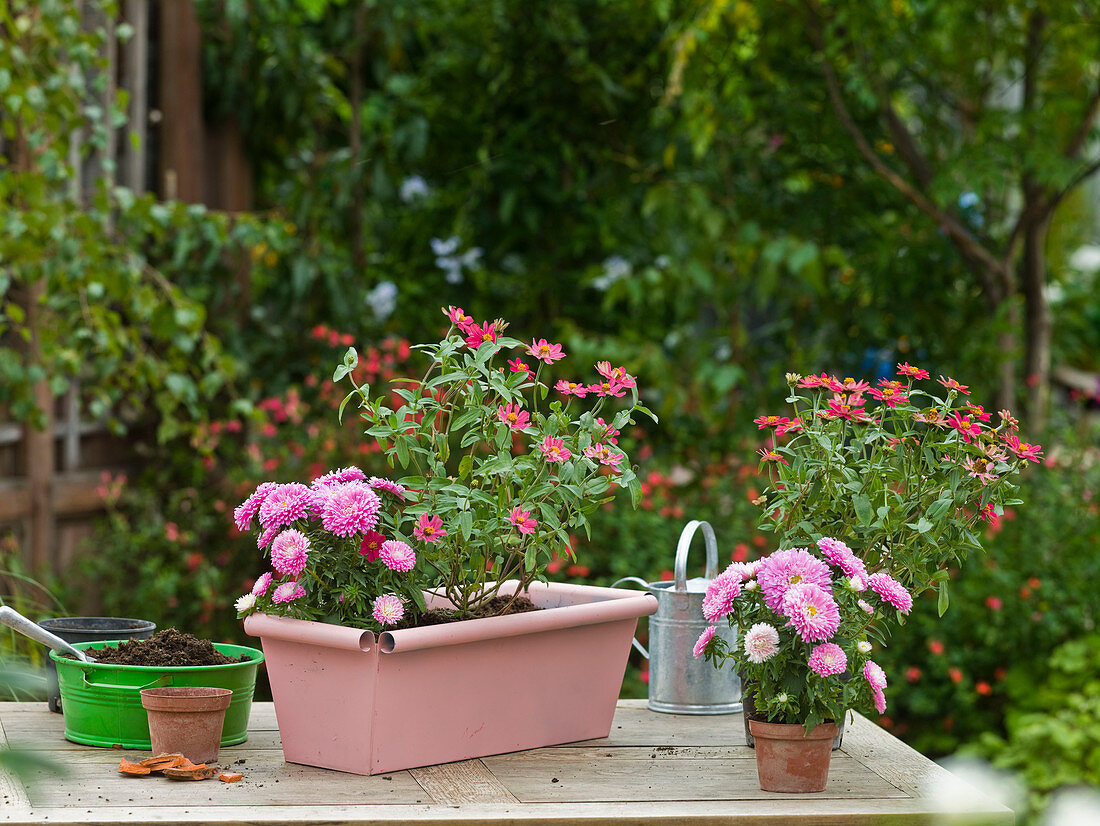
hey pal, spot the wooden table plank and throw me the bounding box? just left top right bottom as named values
left=0, top=702, right=1013, bottom=825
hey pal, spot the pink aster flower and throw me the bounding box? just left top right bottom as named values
left=595, top=361, right=636, bottom=389
left=257, top=525, right=280, bottom=549
left=756, top=548, right=833, bottom=612
left=251, top=571, right=273, bottom=596
left=258, top=483, right=312, bottom=529
left=272, top=580, right=306, bottom=604
left=234, top=482, right=276, bottom=532
left=379, top=540, right=416, bottom=572
left=359, top=529, right=385, bottom=561
left=781, top=583, right=841, bottom=643
left=897, top=362, right=930, bottom=380
left=867, top=572, right=913, bottom=614
left=527, top=338, right=566, bottom=365
left=367, top=476, right=406, bottom=500
left=464, top=321, right=497, bottom=349
left=816, top=537, right=868, bottom=580
left=270, top=529, right=310, bottom=577
left=508, top=358, right=534, bottom=378
left=701, top=571, right=742, bottom=621
left=863, top=660, right=888, bottom=691
left=414, top=513, right=447, bottom=543
left=858, top=598, right=875, bottom=615
left=311, top=466, right=366, bottom=489
left=508, top=506, right=538, bottom=535
left=555, top=379, right=589, bottom=398
left=693, top=625, right=718, bottom=658
left=724, top=561, right=756, bottom=582
left=583, top=442, right=624, bottom=469
left=372, top=594, right=405, bottom=626
left=538, top=435, right=572, bottom=462
left=808, top=643, right=848, bottom=677
left=873, top=688, right=887, bottom=714
left=498, top=403, right=531, bottom=431
left=443, top=305, right=474, bottom=330
left=321, top=481, right=382, bottom=537
left=743, top=622, right=780, bottom=664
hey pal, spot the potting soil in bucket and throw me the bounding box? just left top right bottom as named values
left=50, top=639, right=263, bottom=749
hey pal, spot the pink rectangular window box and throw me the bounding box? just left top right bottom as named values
left=244, top=580, right=657, bottom=775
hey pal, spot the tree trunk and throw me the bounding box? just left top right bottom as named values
left=1021, top=214, right=1052, bottom=429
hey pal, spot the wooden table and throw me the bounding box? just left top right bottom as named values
left=1, top=700, right=1011, bottom=825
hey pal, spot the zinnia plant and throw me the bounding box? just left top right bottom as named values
left=696, top=537, right=903, bottom=730
left=333, top=307, right=654, bottom=618
left=233, top=468, right=424, bottom=631
left=753, top=366, right=1041, bottom=613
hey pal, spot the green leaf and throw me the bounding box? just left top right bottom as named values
left=337, top=390, right=356, bottom=424
left=395, top=437, right=410, bottom=468
left=937, top=580, right=950, bottom=616
left=458, top=454, right=473, bottom=480
left=853, top=493, right=872, bottom=525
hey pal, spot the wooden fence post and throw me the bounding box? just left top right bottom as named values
left=158, top=0, right=204, bottom=202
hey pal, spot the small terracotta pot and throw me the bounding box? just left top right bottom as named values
left=748, top=719, right=839, bottom=793
left=140, top=687, right=232, bottom=764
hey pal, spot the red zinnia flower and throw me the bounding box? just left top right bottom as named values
left=938, top=375, right=970, bottom=395
left=897, top=362, right=930, bottom=380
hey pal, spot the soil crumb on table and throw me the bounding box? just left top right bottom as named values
left=81, top=629, right=247, bottom=666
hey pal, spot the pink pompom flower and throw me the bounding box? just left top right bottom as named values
left=251, top=571, right=273, bottom=596
left=693, top=625, right=718, bottom=658
left=414, top=513, right=447, bottom=543
left=270, top=529, right=310, bottom=577
left=272, top=580, right=306, bottom=604
left=781, top=583, right=841, bottom=643
left=234, top=482, right=276, bottom=532
left=258, top=483, right=312, bottom=529
left=873, top=688, right=887, bottom=714
left=372, top=594, right=405, bottom=626
left=808, top=643, right=848, bottom=677
left=863, top=660, right=888, bottom=691
left=867, top=572, right=913, bottom=614
left=756, top=548, right=833, bottom=613
left=367, top=477, right=406, bottom=500
left=257, top=525, right=280, bottom=549
left=816, top=537, right=868, bottom=580
left=311, top=467, right=366, bottom=489
left=537, top=435, right=572, bottom=462
left=320, top=481, right=382, bottom=537
left=526, top=338, right=566, bottom=365
left=508, top=506, right=538, bottom=535
left=743, top=622, right=780, bottom=664
left=498, top=403, right=530, bottom=431
left=702, top=571, right=742, bottom=621
left=379, top=540, right=417, bottom=572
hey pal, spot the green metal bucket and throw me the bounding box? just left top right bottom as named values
left=50, top=640, right=264, bottom=749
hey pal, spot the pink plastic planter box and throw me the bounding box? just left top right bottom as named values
left=244, top=580, right=657, bottom=775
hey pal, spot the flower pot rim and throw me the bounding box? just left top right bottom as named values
left=244, top=580, right=657, bottom=656
left=140, top=686, right=233, bottom=713
left=748, top=719, right=840, bottom=741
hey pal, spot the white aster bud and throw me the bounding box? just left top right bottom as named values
left=235, top=593, right=257, bottom=613
left=857, top=640, right=872, bottom=654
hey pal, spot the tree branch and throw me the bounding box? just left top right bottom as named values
left=1064, top=82, right=1100, bottom=159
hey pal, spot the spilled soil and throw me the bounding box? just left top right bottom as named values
left=75, top=629, right=248, bottom=667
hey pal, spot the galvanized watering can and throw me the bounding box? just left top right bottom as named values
left=615, top=520, right=742, bottom=715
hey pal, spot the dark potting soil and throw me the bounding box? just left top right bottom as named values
left=399, top=595, right=540, bottom=629
left=73, top=628, right=248, bottom=667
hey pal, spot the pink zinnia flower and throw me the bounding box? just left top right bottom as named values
left=311, top=467, right=366, bottom=489
left=508, top=506, right=538, bottom=535
left=752, top=415, right=786, bottom=429
left=594, top=417, right=620, bottom=444
left=555, top=380, right=589, bottom=398
left=498, top=403, right=531, bottom=431
left=701, top=571, right=741, bottom=621
left=414, top=513, right=447, bottom=543
left=868, top=572, right=913, bottom=614
left=781, top=583, right=841, bottom=643
left=863, top=660, right=888, bottom=691
left=829, top=377, right=871, bottom=394
left=321, top=481, right=382, bottom=537
left=443, top=305, right=474, bottom=330
left=743, top=623, right=780, bottom=664
left=584, top=442, right=624, bottom=469
left=234, top=482, right=276, bottom=532
left=797, top=373, right=830, bottom=388
left=868, top=386, right=910, bottom=407
left=963, top=457, right=997, bottom=485
left=537, top=435, right=572, bottom=462
left=359, top=529, right=385, bottom=561
left=258, top=483, right=312, bottom=529
left=816, top=537, right=867, bottom=580
left=595, top=361, right=636, bottom=389
left=1006, top=435, right=1043, bottom=463
left=757, top=448, right=788, bottom=465
left=508, top=358, right=534, bottom=378
left=938, top=375, right=970, bottom=395
left=271, top=529, right=310, bottom=577
left=464, top=321, right=497, bottom=349
left=372, top=594, right=405, bottom=626
left=272, top=580, right=306, bottom=604
left=808, top=643, right=848, bottom=677
left=776, top=418, right=803, bottom=436
left=379, top=540, right=416, bottom=572
left=367, top=476, right=406, bottom=500
left=251, top=571, right=273, bottom=596
left=897, top=363, right=929, bottom=380
left=527, top=338, right=566, bottom=365
left=756, top=548, right=833, bottom=612
left=587, top=379, right=626, bottom=398
left=693, top=625, right=718, bottom=658
left=947, top=412, right=981, bottom=443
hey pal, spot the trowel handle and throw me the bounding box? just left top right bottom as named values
left=674, top=520, right=718, bottom=591
left=0, top=606, right=91, bottom=663
left=610, top=577, right=651, bottom=659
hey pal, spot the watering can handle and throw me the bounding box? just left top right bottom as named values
left=610, top=577, right=650, bottom=659
left=674, top=520, right=718, bottom=591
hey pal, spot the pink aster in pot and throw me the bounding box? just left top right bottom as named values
left=258, top=483, right=312, bottom=530
left=379, top=540, right=417, bottom=573
left=702, top=572, right=742, bottom=621
left=807, top=643, right=847, bottom=677
left=272, top=580, right=306, bottom=604
left=780, top=583, right=841, bottom=643
left=414, top=513, right=447, bottom=543
left=692, top=625, right=718, bottom=659
left=743, top=622, right=780, bottom=663
left=320, top=480, right=382, bottom=538
left=756, top=548, right=832, bottom=613
left=270, top=529, right=310, bottom=577
left=372, top=594, right=405, bottom=626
